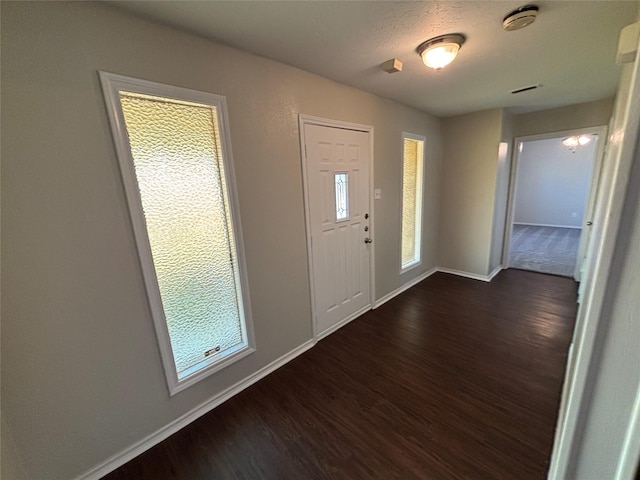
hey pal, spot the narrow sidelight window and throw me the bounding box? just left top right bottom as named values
left=334, top=172, right=350, bottom=221
left=100, top=72, right=254, bottom=395
left=401, top=133, right=425, bottom=271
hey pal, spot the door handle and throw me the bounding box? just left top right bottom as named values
left=586, top=221, right=593, bottom=226
left=364, top=238, right=372, bottom=244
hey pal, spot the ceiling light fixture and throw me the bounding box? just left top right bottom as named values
left=562, top=135, right=591, bottom=147
left=417, top=33, right=466, bottom=70
left=563, top=135, right=592, bottom=152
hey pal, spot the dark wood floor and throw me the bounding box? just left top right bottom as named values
left=104, top=269, right=577, bottom=480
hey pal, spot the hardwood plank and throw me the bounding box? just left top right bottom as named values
left=103, top=269, right=577, bottom=479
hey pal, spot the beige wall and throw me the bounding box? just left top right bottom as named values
left=0, top=2, right=441, bottom=479
left=439, top=109, right=504, bottom=276
left=513, top=97, right=614, bottom=138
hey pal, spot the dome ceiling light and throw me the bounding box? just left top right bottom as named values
left=563, top=135, right=592, bottom=152
left=416, top=33, right=466, bottom=70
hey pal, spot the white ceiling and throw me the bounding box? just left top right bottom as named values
left=111, top=1, right=638, bottom=117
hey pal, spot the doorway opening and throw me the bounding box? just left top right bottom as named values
left=503, top=127, right=606, bottom=280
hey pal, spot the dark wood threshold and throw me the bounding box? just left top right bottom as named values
left=104, top=269, right=577, bottom=480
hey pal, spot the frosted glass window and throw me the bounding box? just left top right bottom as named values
left=100, top=72, right=254, bottom=394
left=335, top=172, right=349, bottom=221
left=401, top=135, right=425, bottom=270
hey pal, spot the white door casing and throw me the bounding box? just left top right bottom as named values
left=300, top=116, right=373, bottom=339
left=573, top=128, right=607, bottom=283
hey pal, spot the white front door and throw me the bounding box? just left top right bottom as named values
left=303, top=122, right=372, bottom=338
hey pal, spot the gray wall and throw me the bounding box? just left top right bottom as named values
left=514, top=137, right=597, bottom=228
left=439, top=108, right=503, bottom=276
left=513, top=97, right=614, bottom=138
left=0, top=2, right=441, bottom=479
left=1, top=415, right=29, bottom=480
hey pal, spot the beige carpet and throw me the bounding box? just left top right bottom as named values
left=509, top=225, right=581, bottom=277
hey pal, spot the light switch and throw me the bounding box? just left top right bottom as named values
left=374, top=188, right=382, bottom=200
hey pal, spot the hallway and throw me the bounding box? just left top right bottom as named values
left=104, top=269, right=577, bottom=480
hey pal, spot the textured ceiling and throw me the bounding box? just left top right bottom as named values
left=111, top=1, right=638, bottom=117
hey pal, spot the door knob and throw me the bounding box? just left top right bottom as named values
left=364, top=238, right=372, bottom=244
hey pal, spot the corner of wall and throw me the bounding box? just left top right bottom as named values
left=438, top=108, right=504, bottom=277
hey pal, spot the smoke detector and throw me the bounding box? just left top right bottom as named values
left=503, top=5, right=539, bottom=31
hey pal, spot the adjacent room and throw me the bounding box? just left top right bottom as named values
left=507, top=132, right=601, bottom=278
left=2, top=2, right=640, bottom=480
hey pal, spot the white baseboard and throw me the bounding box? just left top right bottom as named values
left=436, top=267, right=500, bottom=283
left=316, top=304, right=372, bottom=340
left=373, top=267, right=437, bottom=308
left=75, top=340, right=315, bottom=480
left=373, top=265, right=501, bottom=310
left=487, top=265, right=503, bottom=281
left=513, top=222, right=582, bottom=229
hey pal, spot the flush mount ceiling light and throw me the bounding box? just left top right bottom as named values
left=563, top=135, right=592, bottom=152
left=417, top=33, right=466, bottom=70
left=503, top=5, right=539, bottom=31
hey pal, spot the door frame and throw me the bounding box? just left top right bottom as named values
left=298, top=114, right=375, bottom=340
left=501, top=125, right=607, bottom=280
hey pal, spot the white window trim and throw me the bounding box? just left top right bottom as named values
left=99, top=71, right=255, bottom=396
left=400, top=132, right=425, bottom=273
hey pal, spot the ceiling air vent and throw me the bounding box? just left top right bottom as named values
left=511, top=84, right=540, bottom=94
